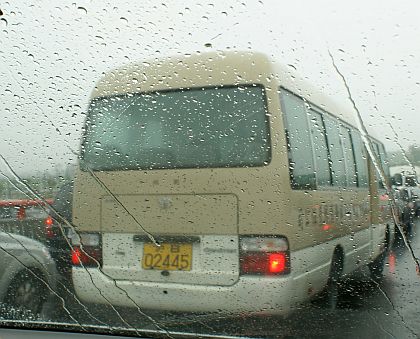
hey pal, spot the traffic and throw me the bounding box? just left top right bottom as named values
left=0, top=171, right=418, bottom=337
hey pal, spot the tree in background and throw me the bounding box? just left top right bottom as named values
left=0, top=164, right=76, bottom=200
left=408, top=145, right=420, bottom=166
left=388, top=144, right=420, bottom=167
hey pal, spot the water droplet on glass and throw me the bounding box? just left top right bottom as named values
left=0, top=17, right=7, bottom=27
left=77, top=6, right=87, bottom=14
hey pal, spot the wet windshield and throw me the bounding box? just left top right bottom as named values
left=1, top=1, right=420, bottom=338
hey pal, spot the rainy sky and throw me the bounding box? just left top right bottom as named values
left=1, top=0, right=419, bottom=175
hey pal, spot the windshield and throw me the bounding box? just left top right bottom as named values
left=82, top=86, right=270, bottom=170
left=2, top=1, right=420, bottom=339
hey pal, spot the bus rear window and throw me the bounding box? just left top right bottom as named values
left=81, top=86, right=271, bottom=171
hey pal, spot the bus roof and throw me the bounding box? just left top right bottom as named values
left=91, top=50, right=375, bottom=139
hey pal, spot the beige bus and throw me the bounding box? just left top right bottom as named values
left=70, top=51, right=394, bottom=314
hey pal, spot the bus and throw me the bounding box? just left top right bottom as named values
left=69, top=51, right=394, bottom=315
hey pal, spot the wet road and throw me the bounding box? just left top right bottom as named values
left=44, top=219, right=420, bottom=339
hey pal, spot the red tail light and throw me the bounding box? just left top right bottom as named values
left=16, top=206, right=26, bottom=220
left=71, top=232, right=102, bottom=267
left=71, top=246, right=102, bottom=267
left=240, top=236, right=290, bottom=275
left=268, top=253, right=287, bottom=273
left=45, top=215, right=54, bottom=226
left=44, top=216, right=54, bottom=238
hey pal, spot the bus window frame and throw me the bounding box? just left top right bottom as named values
left=279, top=86, right=371, bottom=192
left=80, top=84, right=274, bottom=172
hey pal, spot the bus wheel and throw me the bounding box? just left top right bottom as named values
left=326, top=248, right=343, bottom=310
left=369, top=227, right=389, bottom=282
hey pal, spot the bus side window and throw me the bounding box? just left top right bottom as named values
left=280, top=89, right=316, bottom=190
left=351, top=131, right=369, bottom=188
left=378, top=142, right=390, bottom=188
left=371, top=140, right=385, bottom=189
left=324, top=116, right=347, bottom=187
left=307, top=108, right=332, bottom=187
left=340, top=126, right=358, bottom=187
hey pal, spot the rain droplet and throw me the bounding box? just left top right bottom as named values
left=0, top=17, right=7, bottom=27
left=77, top=6, right=87, bottom=14
left=120, top=17, right=128, bottom=23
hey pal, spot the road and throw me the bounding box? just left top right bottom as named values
left=43, top=220, right=420, bottom=339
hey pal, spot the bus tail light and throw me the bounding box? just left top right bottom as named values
left=70, top=232, right=102, bottom=267
left=239, top=236, right=290, bottom=275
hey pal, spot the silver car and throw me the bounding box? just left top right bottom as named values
left=0, top=232, right=59, bottom=316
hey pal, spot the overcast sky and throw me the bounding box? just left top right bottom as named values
left=1, top=0, right=419, bottom=175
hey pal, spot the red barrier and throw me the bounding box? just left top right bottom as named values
left=0, top=199, right=53, bottom=207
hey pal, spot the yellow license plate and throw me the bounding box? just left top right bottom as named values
left=142, top=243, right=192, bottom=271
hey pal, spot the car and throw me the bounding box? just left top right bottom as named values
left=391, top=172, right=420, bottom=234
left=43, top=182, right=74, bottom=282
left=398, top=187, right=420, bottom=233
left=0, top=199, right=53, bottom=241
left=0, top=232, right=59, bottom=316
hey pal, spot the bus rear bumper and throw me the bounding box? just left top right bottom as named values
left=72, top=268, right=301, bottom=315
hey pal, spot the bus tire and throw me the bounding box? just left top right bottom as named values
left=326, top=247, right=343, bottom=310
